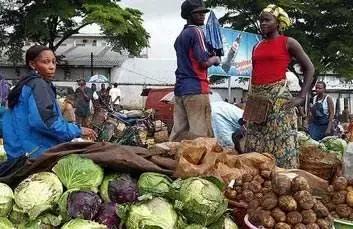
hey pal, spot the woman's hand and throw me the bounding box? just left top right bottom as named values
left=283, top=96, right=305, bottom=109
left=81, top=127, right=97, bottom=141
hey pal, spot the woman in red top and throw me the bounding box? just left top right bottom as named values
left=245, top=5, right=314, bottom=168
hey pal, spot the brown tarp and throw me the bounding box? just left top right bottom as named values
left=0, top=142, right=174, bottom=187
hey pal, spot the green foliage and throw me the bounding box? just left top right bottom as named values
left=206, top=0, right=353, bottom=78
left=0, top=0, right=149, bottom=63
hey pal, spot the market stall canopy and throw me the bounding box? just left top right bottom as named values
left=89, top=74, right=109, bottom=83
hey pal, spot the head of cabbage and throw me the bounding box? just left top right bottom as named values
left=0, top=183, right=13, bottom=217
left=172, top=177, right=228, bottom=226
left=137, top=172, right=172, bottom=197
left=61, top=219, right=106, bottom=229
left=0, top=217, right=15, bottom=229
left=52, top=155, right=104, bottom=192
left=321, top=136, right=347, bottom=159
left=14, top=172, right=63, bottom=220
left=119, top=197, right=181, bottom=229
left=208, top=216, right=238, bottom=229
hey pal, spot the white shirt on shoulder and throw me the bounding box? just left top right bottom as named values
left=109, top=87, right=121, bottom=105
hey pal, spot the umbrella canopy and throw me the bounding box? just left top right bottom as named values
left=205, top=10, right=224, bottom=57
left=88, top=74, right=109, bottom=83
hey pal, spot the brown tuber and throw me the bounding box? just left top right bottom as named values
left=225, top=188, right=237, bottom=200
left=278, top=195, right=297, bottom=212
left=301, top=209, right=317, bottom=224
left=271, top=208, right=286, bottom=222
left=275, top=222, right=291, bottom=229
left=249, top=209, right=275, bottom=228
left=293, top=190, right=315, bottom=210
left=253, top=175, right=265, bottom=184
left=291, top=176, right=310, bottom=192
left=333, top=176, right=348, bottom=191
left=248, top=199, right=260, bottom=211
left=347, top=191, right=353, bottom=207
left=272, top=174, right=292, bottom=195
left=293, top=223, right=306, bottom=229
left=260, top=170, right=272, bottom=179
left=255, top=192, right=264, bottom=202
left=317, top=219, right=331, bottom=229
left=263, top=180, right=272, bottom=189
left=306, top=223, right=320, bottom=229
left=249, top=181, right=262, bottom=193
left=286, top=211, right=303, bottom=225
left=261, top=196, right=278, bottom=210
left=336, top=204, right=352, bottom=218
left=332, top=190, right=347, bottom=204
left=242, top=190, right=254, bottom=202
left=313, top=200, right=329, bottom=218
left=242, top=173, right=253, bottom=183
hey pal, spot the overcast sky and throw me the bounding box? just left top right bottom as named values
left=81, top=0, right=225, bottom=59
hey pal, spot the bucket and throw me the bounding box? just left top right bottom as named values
left=244, top=214, right=259, bottom=229
left=334, top=218, right=353, bottom=229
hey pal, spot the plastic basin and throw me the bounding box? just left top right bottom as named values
left=334, top=218, right=353, bottom=229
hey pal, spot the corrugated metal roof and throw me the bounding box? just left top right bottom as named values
left=56, top=45, right=127, bottom=67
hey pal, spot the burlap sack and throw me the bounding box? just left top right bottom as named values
left=173, top=138, right=276, bottom=184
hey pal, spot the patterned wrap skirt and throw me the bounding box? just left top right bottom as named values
left=245, top=80, right=298, bottom=169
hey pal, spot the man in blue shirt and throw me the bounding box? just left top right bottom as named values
left=170, top=0, right=221, bottom=141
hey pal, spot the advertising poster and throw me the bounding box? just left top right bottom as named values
left=208, top=28, right=261, bottom=78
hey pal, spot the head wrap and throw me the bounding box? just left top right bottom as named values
left=181, top=0, right=209, bottom=19
left=261, top=4, right=292, bottom=31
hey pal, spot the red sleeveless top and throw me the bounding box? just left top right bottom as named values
left=251, top=35, right=291, bottom=85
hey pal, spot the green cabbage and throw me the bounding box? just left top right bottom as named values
left=208, top=216, right=238, bottom=229
left=52, top=155, right=104, bottom=192
left=14, top=172, right=63, bottom=220
left=137, top=172, right=172, bottom=197
left=99, top=174, right=120, bottom=202
left=0, top=217, right=15, bottom=229
left=17, top=213, right=62, bottom=229
left=8, top=204, right=28, bottom=225
left=321, top=136, right=347, bottom=160
left=57, top=189, right=80, bottom=222
left=297, top=131, right=319, bottom=147
left=185, top=224, right=207, bottom=229
left=0, top=183, right=13, bottom=217
left=172, top=177, right=228, bottom=226
left=122, top=197, right=180, bottom=229
left=61, top=219, right=107, bottom=229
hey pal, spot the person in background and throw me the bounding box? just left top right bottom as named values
left=75, top=79, right=92, bottom=127
left=109, top=82, right=121, bottom=111
left=224, top=98, right=229, bottom=103
left=170, top=0, right=221, bottom=141
left=244, top=5, right=314, bottom=169
left=61, top=94, right=76, bottom=122
left=0, top=75, right=10, bottom=107
left=90, top=83, right=100, bottom=112
left=3, top=45, right=96, bottom=161
left=341, top=106, right=350, bottom=123
left=236, top=96, right=247, bottom=109
left=308, top=81, right=335, bottom=140
left=233, top=97, right=237, bottom=105
left=99, top=83, right=110, bottom=108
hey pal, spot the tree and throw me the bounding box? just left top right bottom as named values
left=0, top=0, right=150, bottom=63
left=206, top=0, right=353, bottom=79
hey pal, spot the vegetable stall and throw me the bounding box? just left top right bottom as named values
left=0, top=133, right=351, bottom=228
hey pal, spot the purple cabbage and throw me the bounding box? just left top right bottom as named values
left=68, top=191, right=102, bottom=220
left=95, top=202, right=120, bottom=229
left=108, top=174, right=138, bottom=204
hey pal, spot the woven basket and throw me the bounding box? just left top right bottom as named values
left=299, top=145, right=340, bottom=181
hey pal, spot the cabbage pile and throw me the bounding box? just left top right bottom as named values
left=298, top=131, right=347, bottom=160
left=0, top=155, right=237, bottom=228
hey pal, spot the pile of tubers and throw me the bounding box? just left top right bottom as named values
left=322, top=176, right=353, bottom=220
left=225, top=170, right=333, bottom=229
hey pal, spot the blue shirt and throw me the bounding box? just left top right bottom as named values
left=3, top=73, right=81, bottom=160
left=174, top=25, right=210, bottom=96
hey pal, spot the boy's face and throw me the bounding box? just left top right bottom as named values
left=191, top=11, right=206, bottom=26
